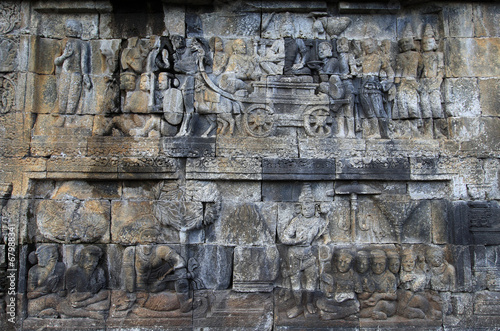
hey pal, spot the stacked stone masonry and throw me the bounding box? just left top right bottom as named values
left=0, top=0, right=499, bottom=330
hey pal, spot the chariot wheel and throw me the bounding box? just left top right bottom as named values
left=303, top=106, right=332, bottom=137
left=243, top=104, right=275, bottom=137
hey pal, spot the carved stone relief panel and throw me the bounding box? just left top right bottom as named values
left=3, top=1, right=499, bottom=330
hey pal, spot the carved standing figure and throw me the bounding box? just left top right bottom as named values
left=394, top=25, right=422, bottom=120
left=54, top=19, right=91, bottom=114
left=419, top=24, right=444, bottom=119
left=357, top=37, right=394, bottom=138
left=172, top=35, right=198, bottom=136
left=279, top=183, right=330, bottom=319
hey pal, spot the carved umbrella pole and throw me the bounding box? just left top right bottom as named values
left=335, top=182, right=381, bottom=240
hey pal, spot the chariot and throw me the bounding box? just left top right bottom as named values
left=199, top=64, right=349, bottom=138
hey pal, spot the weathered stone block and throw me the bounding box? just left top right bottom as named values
left=47, top=157, right=117, bottom=175
left=445, top=38, right=500, bottom=78
left=34, top=199, right=110, bottom=243
left=88, top=137, right=161, bottom=157
left=110, top=200, right=179, bottom=244
left=186, top=157, right=262, bottom=180
left=262, top=158, right=335, bottom=181
left=0, top=36, right=18, bottom=72
left=431, top=199, right=451, bottom=244
left=188, top=244, right=233, bottom=290
left=217, top=136, right=298, bottom=158
left=31, top=12, right=99, bottom=40
left=28, top=37, right=61, bottom=75
left=217, top=181, right=262, bottom=203
left=28, top=74, right=58, bottom=114
left=444, top=3, right=474, bottom=38
left=164, top=5, right=185, bottom=36
left=479, top=78, right=500, bottom=117
left=207, top=202, right=276, bottom=245
left=474, top=291, right=500, bottom=320
left=0, top=112, right=29, bottom=157
left=444, top=78, right=481, bottom=117
left=233, top=246, right=280, bottom=292
left=189, top=8, right=261, bottom=38
left=473, top=3, right=500, bottom=37
left=193, top=290, right=273, bottom=330
left=337, top=157, right=410, bottom=180
left=408, top=181, right=450, bottom=200
left=299, top=137, right=366, bottom=159
left=263, top=181, right=333, bottom=202
left=162, top=137, right=215, bottom=157
left=451, top=118, right=500, bottom=155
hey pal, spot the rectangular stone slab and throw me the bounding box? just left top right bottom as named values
left=337, top=157, right=411, bottom=180
left=162, top=137, right=215, bottom=158
left=262, top=158, right=335, bottom=180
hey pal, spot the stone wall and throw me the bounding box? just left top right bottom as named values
left=0, top=1, right=499, bottom=330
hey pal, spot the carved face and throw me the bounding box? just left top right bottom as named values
left=139, top=74, right=150, bottom=92
left=140, top=228, right=157, bottom=244
left=337, top=38, right=349, bottom=53
left=371, top=256, right=386, bottom=275
left=214, top=38, right=223, bottom=52
left=381, top=40, right=391, bottom=54
left=422, top=37, right=437, bottom=52
left=172, top=35, right=186, bottom=50
left=120, top=74, right=136, bottom=91
left=233, top=40, right=246, bottom=55
left=36, top=248, right=58, bottom=267
left=336, top=252, right=353, bottom=273
left=301, top=202, right=316, bottom=218
left=362, top=39, right=376, bottom=54
left=81, top=251, right=100, bottom=271
left=399, top=38, right=415, bottom=52
left=402, top=255, right=415, bottom=272
left=281, top=22, right=294, bottom=38
left=318, top=43, right=333, bottom=59
left=158, top=73, right=169, bottom=90
left=426, top=249, right=444, bottom=267
left=65, top=20, right=82, bottom=38
left=388, top=256, right=400, bottom=274
left=356, top=255, right=369, bottom=274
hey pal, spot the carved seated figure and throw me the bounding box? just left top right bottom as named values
left=317, top=41, right=340, bottom=76
left=94, top=72, right=157, bottom=137
left=425, top=246, right=456, bottom=292
left=124, top=73, right=151, bottom=114
left=60, top=245, right=109, bottom=319
left=27, top=244, right=66, bottom=318
left=316, top=249, right=360, bottom=320
left=397, top=250, right=441, bottom=320
left=358, top=250, right=397, bottom=320
left=354, top=250, right=373, bottom=294
left=117, top=228, right=193, bottom=317
left=220, top=39, right=255, bottom=95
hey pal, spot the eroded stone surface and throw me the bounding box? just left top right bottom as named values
left=2, top=1, right=499, bottom=330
